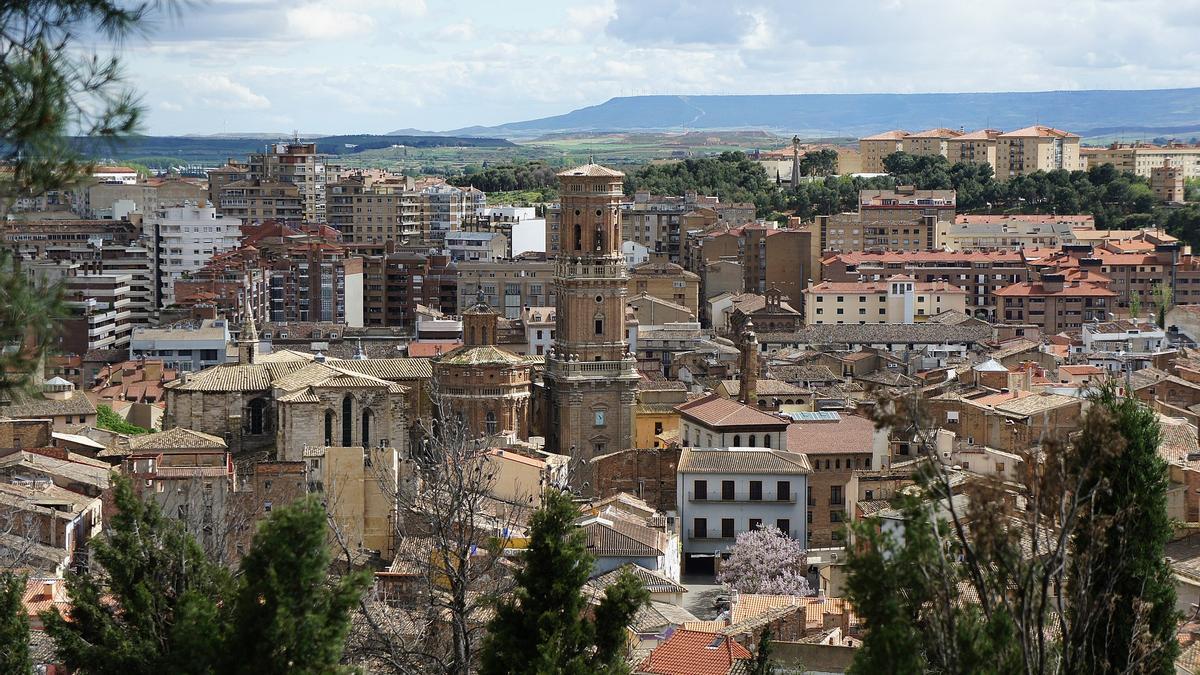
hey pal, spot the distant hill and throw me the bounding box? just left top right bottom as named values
left=80, top=134, right=514, bottom=165
left=435, top=88, right=1200, bottom=139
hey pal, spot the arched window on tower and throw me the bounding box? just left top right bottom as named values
left=342, top=395, right=353, bottom=446
left=362, top=408, right=373, bottom=448
left=573, top=224, right=582, bottom=251
left=324, top=410, right=334, bottom=446
left=485, top=411, right=497, bottom=435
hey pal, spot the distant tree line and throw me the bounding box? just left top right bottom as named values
left=625, top=151, right=1200, bottom=248
left=449, top=161, right=560, bottom=196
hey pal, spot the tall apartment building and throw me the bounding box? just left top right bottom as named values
left=456, top=257, right=556, bottom=319
left=947, top=129, right=1003, bottom=168
left=698, top=224, right=820, bottom=314
left=420, top=183, right=485, bottom=242
left=543, top=164, right=639, bottom=466
left=995, top=126, right=1084, bottom=180
left=326, top=173, right=419, bottom=243
left=247, top=141, right=326, bottom=221
left=1081, top=142, right=1200, bottom=178
left=859, top=130, right=908, bottom=173
left=625, top=191, right=718, bottom=264
left=820, top=249, right=1031, bottom=320
left=903, top=127, right=963, bottom=159
left=142, top=204, right=241, bottom=310
left=266, top=243, right=363, bottom=325
left=216, top=179, right=304, bottom=222
left=60, top=272, right=137, bottom=355
left=360, top=251, right=456, bottom=330
left=937, top=214, right=1093, bottom=251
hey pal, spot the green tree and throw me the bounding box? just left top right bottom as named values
left=96, top=404, right=153, bottom=435
left=42, top=476, right=232, bottom=675
left=225, top=497, right=370, bottom=674
left=0, top=0, right=166, bottom=217
left=0, top=250, right=62, bottom=393
left=0, top=572, right=32, bottom=675
left=1152, top=282, right=1173, bottom=328
left=1067, top=388, right=1178, bottom=673
left=481, top=489, right=648, bottom=675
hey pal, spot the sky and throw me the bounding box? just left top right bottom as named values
left=112, top=0, right=1200, bottom=136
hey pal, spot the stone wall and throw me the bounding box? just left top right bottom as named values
left=592, top=447, right=680, bottom=513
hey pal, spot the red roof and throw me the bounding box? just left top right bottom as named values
left=408, top=341, right=462, bottom=357
left=638, top=629, right=752, bottom=675
left=955, top=214, right=1094, bottom=225
left=785, top=414, right=876, bottom=454
left=806, top=280, right=966, bottom=294
left=676, top=393, right=789, bottom=429
left=994, top=281, right=1117, bottom=298
left=825, top=250, right=1024, bottom=265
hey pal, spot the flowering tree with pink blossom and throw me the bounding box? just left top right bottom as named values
left=717, top=525, right=814, bottom=596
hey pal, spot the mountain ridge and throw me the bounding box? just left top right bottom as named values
left=398, top=88, right=1200, bottom=139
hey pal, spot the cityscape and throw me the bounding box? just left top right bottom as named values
left=3, top=1, right=1200, bottom=674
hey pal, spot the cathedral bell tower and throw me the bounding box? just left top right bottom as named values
left=545, top=164, right=638, bottom=481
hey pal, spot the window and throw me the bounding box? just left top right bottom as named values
left=654, top=422, right=663, bottom=435
left=749, top=435, right=757, bottom=447
left=946, top=410, right=959, bottom=423
left=721, top=518, right=735, bottom=539
left=732, top=434, right=741, bottom=446
left=694, top=480, right=707, bottom=500
left=721, top=480, right=735, bottom=501
left=694, top=518, right=707, bottom=539
left=830, top=485, right=843, bottom=505
left=777, top=480, right=790, bottom=501
left=593, top=442, right=606, bottom=455
left=831, top=511, right=842, bottom=523
left=749, top=481, right=763, bottom=501
left=342, top=396, right=353, bottom=446
left=485, top=411, right=497, bottom=434
left=264, top=500, right=273, bottom=513
left=594, top=318, right=604, bottom=335
left=749, top=518, right=763, bottom=531
left=362, top=408, right=373, bottom=447
left=594, top=410, right=606, bottom=427
left=777, top=518, right=791, bottom=536
left=324, top=410, right=334, bottom=446
left=865, top=489, right=874, bottom=500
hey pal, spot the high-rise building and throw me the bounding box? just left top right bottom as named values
left=247, top=141, right=326, bottom=221
left=326, top=173, right=419, bottom=243
left=995, top=126, right=1084, bottom=179
left=142, top=204, right=242, bottom=310
left=543, top=165, right=639, bottom=474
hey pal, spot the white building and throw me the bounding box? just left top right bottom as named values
left=676, top=446, right=811, bottom=573
left=142, top=203, right=241, bottom=309
left=623, top=240, right=650, bottom=266
left=91, top=166, right=138, bottom=184
left=521, top=306, right=555, bottom=357
left=676, top=393, right=791, bottom=450
left=129, top=318, right=231, bottom=373
left=1078, top=318, right=1169, bottom=372
left=477, top=206, right=545, bottom=256
left=445, top=231, right=507, bottom=263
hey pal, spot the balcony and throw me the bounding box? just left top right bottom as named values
left=687, top=529, right=734, bottom=542
left=545, top=357, right=638, bottom=381
left=687, top=491, right=798, bottom=504
left=555, top=260, right=628, bottom=280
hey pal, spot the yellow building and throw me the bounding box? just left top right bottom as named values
left=634, top=379, right=689, bottom=449
left=859, top=130, right=908, bottom=173
left=995, top=126, right=1083, bottom=180
left=947, top=129, right=1003, bottom=169
left=1082, top=143, right=1200, bottom=179
left=804, top=275, right=968, bottom=325
left=482, top=448, right=550, bottom=507
left=321, top=445, right=407, bottom=558
left=628, top=262, right=701, bottom=319
left=904, top=127, right=963, bottom=159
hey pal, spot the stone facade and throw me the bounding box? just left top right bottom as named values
left=592, top=447, right=681, bottom=513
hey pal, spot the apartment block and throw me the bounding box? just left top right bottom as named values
left=947, top=129, right=1003, bottom=168
left=818, top=187, right=953, bottom=253
left=859, top=130, right=908, bottom=173
left=804, top=276, right=967, bottom=325
left=995, top=126, right=1084, bottom=179
left=628, top=262, right=701, bottom=319
left=60, top=272, right=137, bottom=354
left=786, top=412, right=884, bottom=547
left=142, top=204, right=241, bottom=309
left=1081, top=142, right=1200, bottom=179
left=456, top=257, right=556, bottom=319
left=937, top=214, right=1093, bottom=250
left=325, top=173, right=419, bottom=243
left=215, top=179, right=304, bottom=222
left=821, top=249, right=1029, bottom=320
left=420, top=183, right=485, bottom=242
left=995, top=272, right=1117, bottom=332
left=444, top=231, right=507, bottom=262
left=360, top=251, right=457, bottom=330
left=129, top=318, right=231, bottom=372
left=266, top=243, right=363, bottom=325
left=247, top=141, right=326, bottom=221
left=903, top=127, right=963, bottom=159
left=699, top=223, right=820, bottom=315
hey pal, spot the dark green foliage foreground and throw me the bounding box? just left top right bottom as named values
left=0, top=571, right=33, bottom=675
left=481, top=489, right=648, bottom=674
left=41, top=478, right=368, bottom=674
left=846, top=388, right=1178, bottom=674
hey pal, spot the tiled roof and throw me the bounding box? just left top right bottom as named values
left=165, top=360, right=309, bottom=392
left=807, top=280, right=967, bottom=294
left=587, top=563, right=687, bottom=595
left=992, top=392, right=1080, bottom=417
left=994, top=280, right=1116, bottom=298
left=954, top=128, right=1004, bottom=141
left=637, top=629, right=752, bottom=675
left=785, top=415, right=876, bottom=455
left=628, top=600, right=699, bottom=634
left=436, top=344, right=527, bottom=367
left=334, top=358, right=433, bottom=380
left=557, top=163, right=624, bottom=178
left=1, top=392, right=96, bottom=418
left=578, top=516, right=668, bottom=558
left=860, top=130, right=909, bottom=141
left=129, top=426, right=227, bottom=451
left=720, top=379, right=809, bottom=397
left=677, top=394, right=789, bottom=429
left=999, top=125, right=1079, bottom=139
left=1157, top=415, right=1199, bottom=465
left=760, top=323, right=992, bottom=346
left=678, top=447, right=812, bottom=475
left=768, top=364, right=838, bottom=383
left=908, top=127, right=963, bottom=138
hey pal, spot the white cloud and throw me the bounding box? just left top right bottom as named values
left=434, top=20, right=476, bottom=41
left=159, top=101, right=183, bottom=112
left=286, top=3, right=377, bottom=40
left=190, top=74, right=271, bottom=110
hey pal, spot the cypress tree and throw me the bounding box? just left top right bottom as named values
left=481, top=489, right=647, bottom=674
left=42, top=476, right=231, bottom=675
left=225, top=496, right=369, bottom=674
left=0, top=572, right=32, bottom=675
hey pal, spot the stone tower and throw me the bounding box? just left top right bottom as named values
left=545, top=164, right=639, bottom=478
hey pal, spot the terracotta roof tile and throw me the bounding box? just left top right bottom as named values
left=638, top=629, right=752, bottom=675
left=676, top=394, right=789, bottom=429
left=678, top=447, right=811, bottom=474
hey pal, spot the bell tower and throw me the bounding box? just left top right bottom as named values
left=545, top=164, right=638, bottom=482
